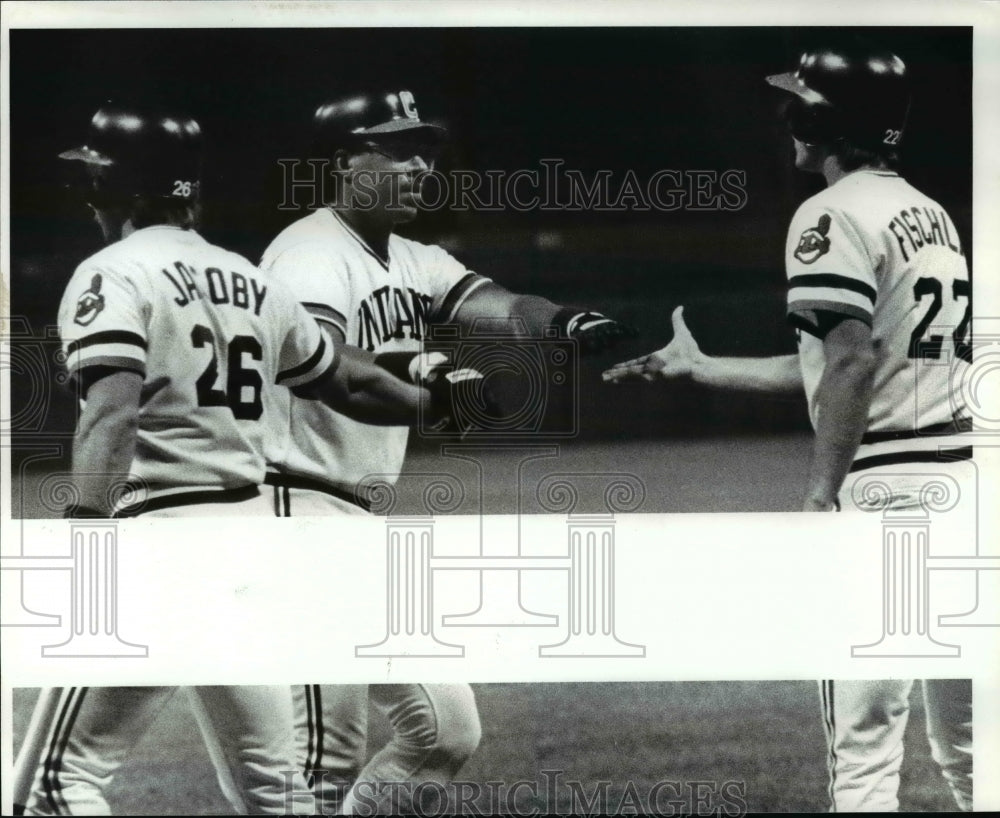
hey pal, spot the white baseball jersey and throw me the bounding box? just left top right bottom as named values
left=785, top=170, right=971, bottom=472
left=260, top=208, right=490, bottom=504
left=58, top=225, right=335, bottom=512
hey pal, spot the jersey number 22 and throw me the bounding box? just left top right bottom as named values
left=908, top=277, right=972, bottom=363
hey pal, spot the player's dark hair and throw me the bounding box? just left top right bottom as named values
left=90, top=190, right=200, bottom=233
left=831, top=140, right=901, bottom=173
left=128, top=196, right=200, bottom=230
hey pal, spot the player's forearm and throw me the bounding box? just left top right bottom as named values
left=456, top=288, right=562, bottom=336
left=70, top=372, right=141, bottom=516
left=691, top=354, right=803, bottom=395
left=803, top=354, right=876, bottom=510
left=505, top=293, right=563, bottom=335
left=309, top=351, right=429, bottom=426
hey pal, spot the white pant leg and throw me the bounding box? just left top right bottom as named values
left=838, top=459, right=976, bottom=514
left=341, top=683, right=481, bottom=815
left=284, top=487, right=371, bottom=516
left=292, top=684, right=369, bottom=815
left=25, top=686, right=178, bottom=816
left=922, top=679, right=973, bottom=811
left=819, top=679, right=914, bottom=812
left=191, top=685, right=314, bottom=815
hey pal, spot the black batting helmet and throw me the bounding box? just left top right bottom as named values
left=310, top=89, right=447, bottom=156
left=59, top=104, right=203, bottom=201
left=766, top=44, right=910, bottom=150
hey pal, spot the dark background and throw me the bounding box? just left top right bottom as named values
left=9, top=26, right=972, bottom=448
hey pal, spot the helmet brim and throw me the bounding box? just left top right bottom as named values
left=351, top=120, right=448, bottom=141
left=58, top=145, right=114, bottom=166
left=765, top=71, right=828, bottom=105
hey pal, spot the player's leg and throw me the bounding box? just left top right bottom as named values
left=191, top=685, right=315, bottom=815
left=24, top=686, right=178, bottom=816
left=922, top=679, right=973, bottom=811
left=292, top=684, right=369, bottom=815
left=340, top=683, right=482, bottom=815
left=839, top=459, right=976, bottom=516
left=818, top=679, right=914, bottom=811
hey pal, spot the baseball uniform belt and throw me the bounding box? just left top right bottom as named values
left=264, top=472, right=372, bottom=513
left=849, top=445, right=973, bottom=474
left=116, top=485, right=262, bottom=517
left=860, top=415, right=973, bottom=445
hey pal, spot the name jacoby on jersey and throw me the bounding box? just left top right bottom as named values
left=161, top=261, right=269, bottom=315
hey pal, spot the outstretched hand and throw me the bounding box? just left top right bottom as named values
left=602, top=306, right=702, bottom=383
left=555, top=308, right=639, bottom=355
left=423, top=363, right=503, bottom=439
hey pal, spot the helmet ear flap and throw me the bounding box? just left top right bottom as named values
left=784, top=96, right=843, bottom=146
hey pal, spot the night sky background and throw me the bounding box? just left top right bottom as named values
left=8, top=26, right=972, bottom=444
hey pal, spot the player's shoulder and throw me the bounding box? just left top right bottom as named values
left=262, top=211, right=362, bottom=278
left=797, top=171, right=926, bottom=219
left=389, top=232, right=458, bottom=266
left=196, top=233, right=263, bottom=274
left=67, top=235, right=148, bottom=291
left=791, top=172, right=908, bottom=242
left=264, top=209, right=344, bottom=255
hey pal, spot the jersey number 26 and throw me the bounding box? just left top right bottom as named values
left=192, top=324, right=264, bottom=420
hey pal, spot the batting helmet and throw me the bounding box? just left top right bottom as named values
left=310, top=89, right=447, bottom=156
left=59, top=105, right=203, bottom=201
left=766, top=45, right=910, bottom=150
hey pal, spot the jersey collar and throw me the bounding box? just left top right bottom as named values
left=326, top=208, right=390, bottom=271
left=127, top=225, right=205, bottom=241
left=847, top=168, right=900, bottom=179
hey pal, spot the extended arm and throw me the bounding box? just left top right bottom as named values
left=69, top=369, right=143, bottom=516
left=293, top=330, right=431, bottom=425
left=802, top=317, right=876, bottom=511
left=454, top=281, right=636, bottom=352
left=603, top=306, right=803, bottom=395
left=690, top=353, right=802, bottom=394
left=454, top=283, right=560, bottom=334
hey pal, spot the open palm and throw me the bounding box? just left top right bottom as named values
left=602, top=306, right=702, bottom=382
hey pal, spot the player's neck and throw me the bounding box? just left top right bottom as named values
left=335, top=207, right=393, bottom=259
left=821, top=156, right=890, bottom=187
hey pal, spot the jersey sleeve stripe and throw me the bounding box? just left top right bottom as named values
left=787, top=300, right=873, bottom=330
left=788, top=283, right=874, bottom=316
left=437, top=273, right=491, bottom=323
left=66, top=353, right=146, bottom=377
left=302, top=302, right=348, bottom=335
left=277, top=335, right=335, bottom=388
left=788, top=274, right=876, bottom=304
left=65, top=330, right=147, bottom=356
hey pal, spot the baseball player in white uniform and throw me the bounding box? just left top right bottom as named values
left=261, top=89, right=637, bottom=814
left=604, top=44, right=973, bottom=811
left=23, top=103, right=448, bottom=816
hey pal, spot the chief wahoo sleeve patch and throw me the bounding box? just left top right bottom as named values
left=74, top=273, right=106, bottom=326
left=794, top=213, right=832, bottom=264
